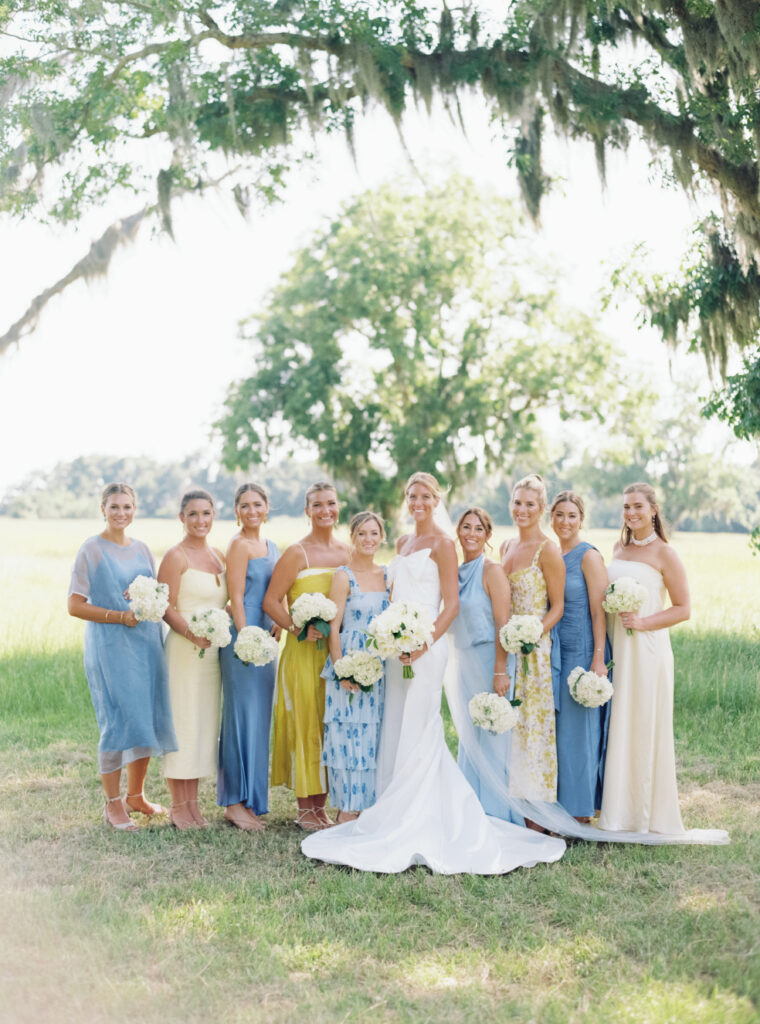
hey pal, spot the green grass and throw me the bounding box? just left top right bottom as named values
left=0, top=519, right=758, bottom=1023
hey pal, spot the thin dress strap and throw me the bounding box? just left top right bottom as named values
left=532, top=539, right=548, bottom=565
left=296, top=542, right=310, bottom=569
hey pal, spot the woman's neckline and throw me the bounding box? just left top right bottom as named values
left=99, top=534, right=134, bottom=549
left=610, top=556, right=662, bottom=576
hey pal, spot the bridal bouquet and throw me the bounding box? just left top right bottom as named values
left=334, top=650, right=384, bottom=701
left=188, top=607, right=232, bottom=658
left=603, top=577, right=647, bottom=635
left=499, top=615, right=544, bottom=675
left=469, top=692, right=521, bottom=734
left=567, top=666, right=614, bottom=708
left=127, top=574, right=169, bottom=622
left=289, top=593, right=338, bottom=650
left=234, top=625, right=280, bottom=667
left=366, top=601, right=435, bottom=679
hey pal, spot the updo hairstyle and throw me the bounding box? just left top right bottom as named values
left=304, top=481, right=337, bottom=509
left=349, top=511, right=386, bottom=543
left=404, top=472, right=441, bottom=499
left=550, top=490, right=585, bottom=522
left=101, top=482, right=137, bottom=508
left=180, top=488, right=215, bottom=514
left=455, top=506, right=494, bottom=551
left=511, top=473, right=548, bottom=510
left=621, top=482, right=669, bottom=545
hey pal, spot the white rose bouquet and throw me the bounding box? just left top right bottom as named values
left=333, top=650, right=384, bottom=702
left=603, top=577, right=648, bottom=635
left=499, top=615, right=544, bottom=675
left=366, top=601, right=435, bottom=679
left=567, top=666, right=614, bottom=708
left=469, top=691, right=521, bottom=734
left=234, top=625, right=280, bottom=667
left=289, top=592, right=338, bottom=650
left=188, top=607, right=232, bottom=658
left=127, top=574, right=169, bottom=622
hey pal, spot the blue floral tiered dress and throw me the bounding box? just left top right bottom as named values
left=321, top=566, right=390, bottom=812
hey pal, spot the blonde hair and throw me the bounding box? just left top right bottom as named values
left=456, top=506, right=494, bottom=552
left=101, top=482, right=136, bottom=508
left=304, top=481, right=337, bottom=509
left=621, top=482, right=669, bottom=545
left=550, top=490, right=585, bottom=522
left=349, top=510, right=386, bottom=542
left=404, top=472, right=441, bottom=499
left=511, top=473, right=547, bottom=510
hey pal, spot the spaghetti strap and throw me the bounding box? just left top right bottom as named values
left=296, top=542, right=310, bottom=570
left=532, top=540, right=548, bottom=565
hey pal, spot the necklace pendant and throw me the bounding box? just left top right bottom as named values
left=631, top=532, right=657, bottom=546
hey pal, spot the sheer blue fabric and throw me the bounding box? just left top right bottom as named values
left=555, top=542, right=610, bottom=817
left=321, top=566, right=390, bottom=812
left=69, top=536, right=177, bottom=772
left=217, top=539, right=279, bottom=814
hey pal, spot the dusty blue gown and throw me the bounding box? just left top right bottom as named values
left=556, top=541, right=608, bottom=817
left=321, top=566, right=389, bottom=812
left=217, top=538, right=279, bottom=815
left=68, top=536, right=177, bottom=773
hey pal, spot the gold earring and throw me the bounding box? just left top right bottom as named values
left=236, top=517, right=240, bottom=526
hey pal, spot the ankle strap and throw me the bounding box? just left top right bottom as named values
left=126, top=791, right=144, bottom=799
left=106, top=794, right=124, bottom=804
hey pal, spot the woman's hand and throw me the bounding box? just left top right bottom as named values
left=305, top=623, right=322, bottom=642
left=186, top=632, right=212, bottom=649
left=493, top=673, right=508, bottom=698
left=122, top=610, right=139, bottom=628
left=270, top=624, right=283, bottom=642
left=620, top=612, right=646, bottom=632
left=590, top=655, right=608, bottom=677
left=399, top=643, right=430, bottom=667
left=339, top=679, right=359, bottom=694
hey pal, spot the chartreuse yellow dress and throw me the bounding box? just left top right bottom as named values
left=271, top=567, right=335, bottom=797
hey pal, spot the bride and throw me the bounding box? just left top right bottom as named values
left=301, top=472, right=566, bottom=874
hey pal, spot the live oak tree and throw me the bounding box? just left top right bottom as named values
left=216, top=177, right=641, bottom=520
left=2, top=0, right=758, bottom=431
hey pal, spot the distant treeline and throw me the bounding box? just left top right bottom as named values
left=2, top=452, right=757, bottom=535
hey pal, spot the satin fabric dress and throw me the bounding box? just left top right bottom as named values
left=454, top=555, right=517, bottom=820
left=69, top=536, right=177, bottom=773
left=163, top=567, right=228, bottom=779
left=321, top=566, right=390, bottom=812
left=556, top=541, right=608, bottom=818
left=598, top=559, right=684, bottom=833
left=507, top=541, right=559, bottom=802
left=217, top=539, right=279, bottom=815
left=301, top=549, right=566, bottom=874
left=271, top=567, right=335, bottom=797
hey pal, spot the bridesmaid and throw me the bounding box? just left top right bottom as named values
left=599, top=483, right=690, bottom=834
left=499, top=474, right=564, bottom=813
left=159, top=489, right=228, bottom=830
left=262, top=482, right=350, bottom=831
left=321, top=511, right=390, bottom=822
left=454, top=506, right=515, bottom=819
left=68, top=482, right=176, bottom=830
left=550, top=490, right=610, bottom=822
left=218, top=483, right=279, bottom=831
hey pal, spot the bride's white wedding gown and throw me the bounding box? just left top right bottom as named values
left=301, top=549, right=566, bottom=874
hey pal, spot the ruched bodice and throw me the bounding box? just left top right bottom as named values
left=607, top=558, right=667, bottom=620
left=388, top=548, right=440, bottom=617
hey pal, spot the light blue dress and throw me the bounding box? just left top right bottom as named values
left=556, top=541, right=608, bottom=817
left=321, top=566, right=389, bottom=812
left=218, top=538, right=279, bottom=815
left=68, top=536, right=177, bottom=773
left=454, top=555, right=518, bottom=820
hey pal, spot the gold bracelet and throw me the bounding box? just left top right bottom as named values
left=105, top=610, right=110, bottom=623
left=120, top=611, right=125, bottom=624
left=184, top=627, right=191, bottom=639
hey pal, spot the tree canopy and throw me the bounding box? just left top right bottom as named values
left=216, top=175, right=645, bottom=521
left=3, top=1, right=759, bottom=428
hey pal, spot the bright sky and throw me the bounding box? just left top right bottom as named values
left=0, top=88, right=726, bottom=499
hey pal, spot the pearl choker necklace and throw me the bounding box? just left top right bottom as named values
left=631, top=532, right=657, bottom=546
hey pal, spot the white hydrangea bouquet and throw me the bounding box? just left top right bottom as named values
left=469, top=691, right=521, bottom=734
left=567, top=666, right=614, bottom=708
left=499, top=615, right=544, bottom=675
left=289, top=592, right=338, bottom=650
left=603, top=577, right=648, bottom=635
left=366, top=601, right=435, bottom=679
left=127, top=574, right=169, bottom=622
left=234, top=625, right=280, bottom=667
left=333, top=650, right=384, bottom=701
left=188, top=607, right=232, bottom=658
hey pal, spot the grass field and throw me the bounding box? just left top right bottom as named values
left=0, top=518, right=758, bottom=1024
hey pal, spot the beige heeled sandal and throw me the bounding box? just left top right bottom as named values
left=103, top=794, right=139, bottom=832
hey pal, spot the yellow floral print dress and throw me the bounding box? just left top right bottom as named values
left=507, top=541, right=558, bottom=802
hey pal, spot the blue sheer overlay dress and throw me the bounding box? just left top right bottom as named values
left=556, top=541, right=608, bottom=817
left=218, top=538, right=279, bottom=814
left=453, top=555, right=520, bottom=820
left=321, top=566, right=390, bottom=812
left=68, top=536, right=177, bottom=773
